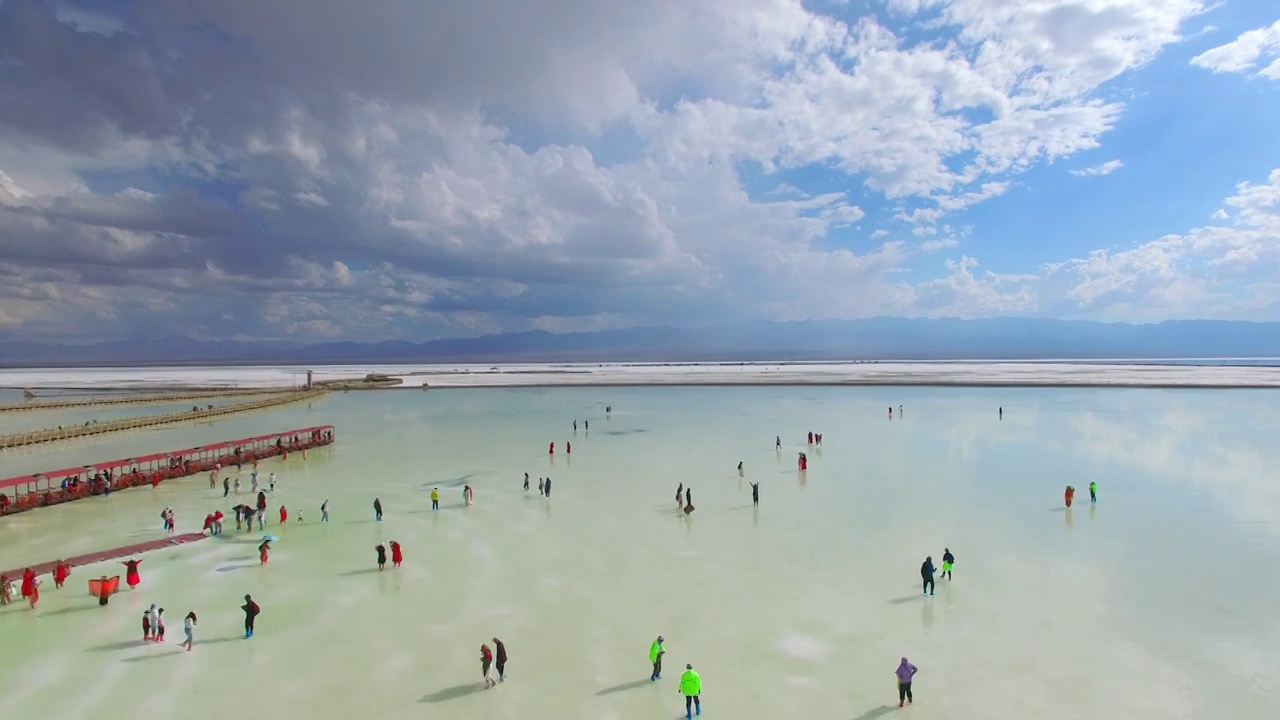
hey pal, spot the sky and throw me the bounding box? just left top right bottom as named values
left=0, top=0, right=1278, bottom=343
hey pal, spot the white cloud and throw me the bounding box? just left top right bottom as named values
left=1070, top=159, right=1124, bottom=176
left=0, top=0, right=1247, bottom=341
left=1191, top=19, right=1280, bottom=79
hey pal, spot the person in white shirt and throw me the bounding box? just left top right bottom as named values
left=182, top=611, right=197, bottom=651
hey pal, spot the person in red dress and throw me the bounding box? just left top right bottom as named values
left=54, top=560, right=70, bottom=589
left=390, top=541, right=403, bottom=568
left=20, top=568, right=35, bottom=598
left=122, top=559, right=142, bottom=589
left=279, top=506, right=288, bottom=524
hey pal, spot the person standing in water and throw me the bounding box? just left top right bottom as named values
left=155, top=608, right=166, bottom=642
left=1089, top=481, right=1098, bottom=504
left=390, top=541, right=403, bottom=568
left=920, top=556, right=936, bottom=595
left=750, top=481, right=759, bottom=506
left=679, top=663, right=702, bottom=718
left=737, top=461, right=744, bottom=476
left=684, top=487, right=692, bottom=510
left=999, top=406, right=1003, bottom=419
left=375, top=543, right=387, bottom=570
left=321, top=499, right=330, bottom=522
left=776, top=436, right=782, bottom=450
left=896, top=657, right=918, bottom=707
left=223, top=477, right=230, bottom=497
left=258, top=539, right=270, bottom=565
left=182, top=611, right=197, bottom=651
left=241, top=594, right=260, bottom=638
left=650, top=635, right=666, bottom=681
left=573, top=420, right=577, bottom=432
left=431, top=488, right=440, bottom=510
left=544, top=477, right=552, bottom=497
left=676, top=483, right=684, bottom=507
left=493, top=637, right=508, bottom=682
left=374, top=497, right=383, bottom=521
left=481, top=643, right=497, bottom=688
left=1064, top=485, right=1075, bottom=508
left=523, top=473, right=530, bottom=491
left=941, top=548, right=955, bottom=580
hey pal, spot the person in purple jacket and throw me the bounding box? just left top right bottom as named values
left=896, top=657, right=918, bottom=707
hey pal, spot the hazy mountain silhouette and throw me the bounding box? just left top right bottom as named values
left=3, top=318, right=1279, bottom=367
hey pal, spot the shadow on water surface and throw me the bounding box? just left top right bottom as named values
left=595, top=679, right=652, bottom=696
left=215, top=564, right=256, bottom=573
left=419, top=683, right=485, bottom=703
left=887, top=595, right=921, bottom=605
left=122, top=650, right=185, bottom=663
left=850, top=705, right=895, bottom=720
left=87, top=639, right=146, bottom=652
left=41, top=603, right=100, bottom=616
left=338, top=568, right=379, bottom=577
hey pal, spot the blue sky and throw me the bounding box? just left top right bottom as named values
left=0, top=0, right=1278, bottom=342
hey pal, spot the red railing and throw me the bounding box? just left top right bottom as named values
left=0, top=425, right=335, bottom=516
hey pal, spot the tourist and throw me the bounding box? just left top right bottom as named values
left=27, top=576, right=40, bottom=609
left=259, top=539, right=271, bottom=565
left=679, top=664, right=702, bottom=718
left=251, top=470, right=259, bottom=493
left=155, top=608, right=167, bottom=642
left=941, top=548, right=955, bottom=580
left=241, top=594, right=260, bottom=638
left=896, top=658, right=918, bottom=707
left=493, top=637, right=508, bottom=681
left=321, top=499, right=330, bottom=522
left=374, top=497, right=383, bottom=521
left=584, top=419, right=589, bottom=430
left=776, top=435, right=781, bottom=450
left=0, top=574, right=12, bottom=605
left=182, top=611, right=197, bottom=651
left=921, top=556, right=936, bottom=596
left=268, top=472, right=276, bottom=491
left=543, top=477, right=551, bottom=497
left=573, top=420, right=577, bottom=432
left=737, top=461, right=744, bottom=475
left=54, top=559, right=70, bottom=589
left=1064, top=485, right=1075, bottom=508
left=684, top=487, right=692, bottom=508
left=523, top=472, right=530, bottom=491
left=750, top=481, right=759, bottom=506
left=375, top=543, right=387, bottom=570
left=676, top=483, right=684, bottom=507
left=430, top=489, right=439, bottom=511
left=1089, top=481, right=1098, bottom=503
left=122, top=559, right=143, bottom=589
left=96, top=575, right=111, bottom=606
left=650, top=635, right=666, bottom=681
left=538, top=478, right=545, bottom=496
left=234, top=477, right=241, bottom=494
left=566, top=440, right=571, bottom=455
left=481, top=643, right=497, bottom=688
left=223, top=477, right=230, bottom=497
left=279, top=505, right=288, bottom=524
left=549, top=441, right=555, bottom=455
left=390, top=541, right=403, bottom=568
left=463, top=485, right=474, bottom=506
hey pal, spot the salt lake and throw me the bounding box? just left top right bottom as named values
left=2, top=383, right=1278, bottom=720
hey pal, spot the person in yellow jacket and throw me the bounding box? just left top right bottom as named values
left=679, top=663, right=702, bottom=718
left=649, top=635, right=665, bottom=681
left=430, top=487, right=440, bottom=511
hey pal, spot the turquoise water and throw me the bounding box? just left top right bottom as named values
left=1, top=386, right=1277, bottom=720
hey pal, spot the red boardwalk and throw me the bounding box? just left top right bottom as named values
left=1, top=532, right=208, bottom=580
left=0, top=424, right=335, bottom=517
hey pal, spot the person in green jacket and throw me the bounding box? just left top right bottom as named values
left=679, top=664, right=702, bottom=718
left=650, top=636, right=666, bottom=681
left=1089, top=481, right=1098, bottom=504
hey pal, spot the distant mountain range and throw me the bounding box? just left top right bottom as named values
left=3, top=318, right=1280, bottom=367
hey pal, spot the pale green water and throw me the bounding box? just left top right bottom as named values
left=0, top=386, right=1278, bottom=720
left=0, top=394, right=277, bottom=436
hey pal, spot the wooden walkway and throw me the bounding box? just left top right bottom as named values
left=2, top=533, right=208, bottom=579
left=0, top=389, right=326, bottom=449
left=0, top=388, right=297, bottom=413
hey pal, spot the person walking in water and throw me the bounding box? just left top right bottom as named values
left=544, top=477, right=552, bottom=497
left=676, top=483, right=683, bottom=507
left=896, top=657, right=918, bottom=707
left=523, top=472, right=530, bottom=491
left=1089, top=481, right=1098, bottom=504
left=481, top=643, right=497, bottom=688
left=493, top=637, right=508, bottom=682
left=941, top=548, right=955, bottom=580
left=921, top=556, right=936, bottom=595
left=776, top=436, right=781, bottom=450
left=679, top=663, right=702, bottom=718
left=321, top=499, right=329, bottom=522
left=375, top=543, right=387, bottom=571
left=182, top=611, right=197, bottom=651
left=750, top=481, right=759, bottom=506
left=737, top=461, right=743, bottom=476
left=431, top=488, right=440, bottom=510
left=374, top=497, right=383, bottom=521
left=650, top=635, right=666, bottom=680
left=242, top=594, right=260, bottom=639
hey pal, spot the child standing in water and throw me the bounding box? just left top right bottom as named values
left=182, top=611, right=197, bottom=651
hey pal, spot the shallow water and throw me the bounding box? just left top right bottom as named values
left=1, top=386, right=1278, bottom=720
left=0, top=394, right=274, bottom=436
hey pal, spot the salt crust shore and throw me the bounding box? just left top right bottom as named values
left=2, top=361, right=1279, bottom=390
